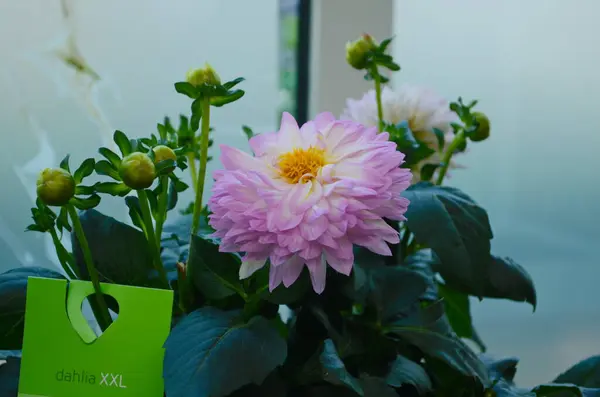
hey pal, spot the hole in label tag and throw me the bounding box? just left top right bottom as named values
left=82, top=293, right=120, bottom=338
left=66, top=282, right=120, bottom=344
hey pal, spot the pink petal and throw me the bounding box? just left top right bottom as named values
left=239, top=257, right=267, bottom=279
left=306, top=256, right=327, bottom=294
left=325, top=251, right=353, bottom=275
left=282, top=255, right=305, bottom=287
left=219, top=145, right=267, bottom=172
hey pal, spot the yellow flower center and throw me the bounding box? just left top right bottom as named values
left=278, top=146, right=326, bottom=184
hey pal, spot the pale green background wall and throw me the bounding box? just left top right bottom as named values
left=0, top=0, right=279, bottom=271
left=394, top=0, right=600, bottom=387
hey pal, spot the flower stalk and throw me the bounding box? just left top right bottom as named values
left=154, top=175, right=169, bottom=246
left=436, top=129, right=465, bottom=185
left=186, top=152, right=198, bottom=193
left=137, top=189, right=169, bottom=287
left=372, top=66, right=385, bottom=132
left=67, top=204, right=112, bottom=329
left=191, top=98, right=211, bottom=236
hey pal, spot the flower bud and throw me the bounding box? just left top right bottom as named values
left=119, top=152, right=156, bottom=189
left=186, top=63, right=221, bottom=86
left=470, top=112, right=491, bottom=142
left=36, top=168, right=76, bottom=206
left=346, top=34, right=377, bottom=70
left=152, top=145, right=177, bottom=173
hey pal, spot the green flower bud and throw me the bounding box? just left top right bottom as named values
left=152, top=145, right=177, bottom=173
left=36, top=168, right=76, bottom=206
left=119, top=152, right=156, bottom=189
left=346, top=34, right=378, bottom=70
left=470, top=111, right=491, bottom=142
left=186, top=63, right=221, bottom=86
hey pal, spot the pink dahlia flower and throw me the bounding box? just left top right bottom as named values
left=208, top=112, right=412, bottom=294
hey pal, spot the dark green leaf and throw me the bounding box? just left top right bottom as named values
left=320, top=339, right=364, bottom=396
left=353, top=248, right=428, bottom=321
left=124, top=196, right=145, bottom=234
left=162, top=214, right=213, bottom=245
left=402, top=249, right=440, bottom=284
left=242, top=125, right=254, bottom=140
left=157, top=123, right=168, bottom=141
left=75, top=185, right=95, bottom=195
left=199, top=84, right=228, bottom=97
left=0, top=268, right=64, bottom=349
left=480, top=354, right=519, bottom=383
left=25, top=224, right=44, bottom=232
left=388, top=122, right=436, bottom=167
left=163, top=308, right=287, bottom=397
left=211, top=90, right=245, bottom=107
left=0, top=352, right=21, bottom=396
left=174, top=82, right=199, bottom=99
left=145, top=189, right=159, bottom=218
left=386, top=355, right=433, bottom=394
left=484, top=256, right=537, bottom=309
left=190, top=98, right=202, bottom=132
left=379, top=37, right=393, bottom=53
left=57, top=206, right=71, bottom=233
left=188, top=235, right=242, bottom=300
left=360, top=375, right=397, bottom=396
left=167, top=179, right=179, bottom=211
left=380, top=61, right=400, bottom=71
left=71, top=194, right=101, bottom=210
left=73, top=158, right=95, bottom=184
left=171, top=176, right=189, bottom=193
left=438, top=284, right=486, bottom=352
left=386, top=300, right=489, bottom=383
left=432, top=128, right=446, bottom=152
left=532, top=384, right=600, bottom=396
left=94, top=182, right=130, bottom=197
left=420, top=163, right=440, bottom=183
left=72, top=209, right=159, bottom=287
left=59, top=154, right=70, bottom=172
left=402, top=182, right=493, bottom=297
left=223, top=77, right=245, bottom=90
left=94, top=160, right=120, bottom=180
left=554, top=356, right=600, bottom=388
left=113, top=130, right=131, bottom=156
left=155, top=159, right=176, bottom=175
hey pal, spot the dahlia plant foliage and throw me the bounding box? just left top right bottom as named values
left=1, top=34, right=599, bottom=397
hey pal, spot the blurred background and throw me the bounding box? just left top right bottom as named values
left=0, top=0, right=598, bottom=387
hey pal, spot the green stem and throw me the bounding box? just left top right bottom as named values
left=49, top=228, right=77, bottom=279
left=137, top=189, right=170, bottom=288
left=191, top=97, right=211, bottom=236
left=154, top=175, right=169, bottom=247
left=435, top=129, right=465, bottom=185
left=372, top=66, right=384, bottom=132
left=67, top=204, right=111, bottom=329
left=186, top=152, right=198, bottom=193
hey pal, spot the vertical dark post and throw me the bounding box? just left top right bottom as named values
left=295, top=0, right=311, bottom=125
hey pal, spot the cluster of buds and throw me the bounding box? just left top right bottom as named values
left=117, top=145, right=177, bottom=191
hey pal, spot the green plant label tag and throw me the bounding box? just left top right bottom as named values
left=18, top=277, right=173, bottom=397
